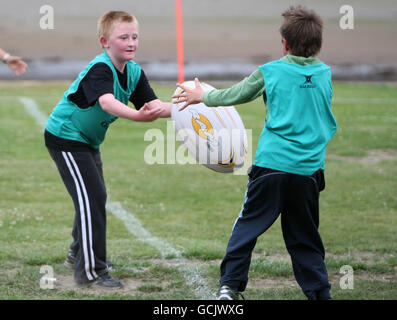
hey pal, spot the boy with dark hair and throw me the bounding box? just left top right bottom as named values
left=173, top=5, right=337, bottom=300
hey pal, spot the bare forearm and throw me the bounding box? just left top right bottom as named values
left=99, top=94, right=165, bottom=122
left=99, top=94, right=139, bottom=121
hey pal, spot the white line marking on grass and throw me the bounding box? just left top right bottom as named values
left=18, top=97, right=47, bottom=129
left=106, top=199, right=181, bottom=259
left=19, top=96, right=215, bottom=300
left=106, top=199, right=214, bottom=299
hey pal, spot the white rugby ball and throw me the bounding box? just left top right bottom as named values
left=172, top=81, right=248, bottom=173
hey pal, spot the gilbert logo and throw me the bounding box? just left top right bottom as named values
left=300, top=75, right=316, bottom=88
left=190, top=109, right=218, bottom=151
left=190, top=109, right=236, bottom=168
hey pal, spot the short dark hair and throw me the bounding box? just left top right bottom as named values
left=279, top=6, right=323, bottom=57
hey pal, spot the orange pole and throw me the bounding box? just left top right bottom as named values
left=175, top=0, right=185, bottom=83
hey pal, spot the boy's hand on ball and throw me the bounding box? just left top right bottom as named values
left=172, top=78, right=204, bottom=111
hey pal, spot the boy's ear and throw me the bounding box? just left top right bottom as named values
left=99, top=36, right=109, bottom=49
left=282, top=38, right=290, bottom=54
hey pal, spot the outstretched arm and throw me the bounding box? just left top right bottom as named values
left=145, top=99, right=172, bottom=118
left=99, top=93, right=164, bottom=122
left=172, top=70, right=265, bottom=111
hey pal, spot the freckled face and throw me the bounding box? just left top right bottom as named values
left=103, top=22, right=139, bottom=63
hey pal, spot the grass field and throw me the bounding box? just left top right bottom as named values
left=0, top=80, right=396, bottom=300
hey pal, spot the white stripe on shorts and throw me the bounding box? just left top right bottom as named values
left=62, top=151, right=97, bottom=281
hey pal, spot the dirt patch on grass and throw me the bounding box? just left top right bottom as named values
left=328, top=149, right=397, bottom=165
left=149, top=257, right=222, bottom=268
left=248, top=270, right=397, bottom=292
left=247, top=250, right=396, bottom=292
left=347, top=271, right=396, bottom=283
left=54, top=274, right=169, bottom=296
left=249, top=277, right=298, bottom=290
left=255, top=250, right=395, bottom=264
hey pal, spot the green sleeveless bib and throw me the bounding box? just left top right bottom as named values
left=255, top=59, right=337, bottom=175
left=46, top=51, right=141, bottom=149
